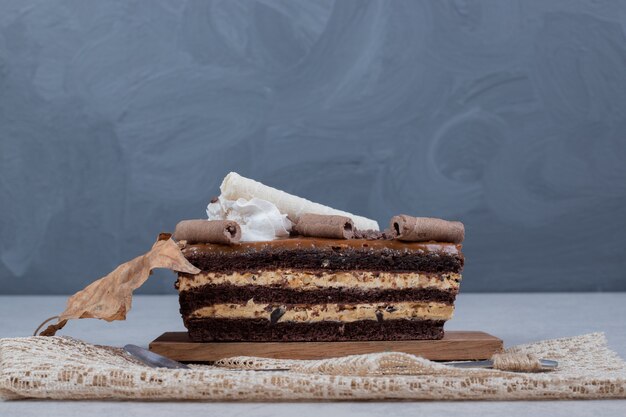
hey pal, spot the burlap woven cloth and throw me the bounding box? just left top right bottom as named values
left=1, top=333, right=624, bottom=401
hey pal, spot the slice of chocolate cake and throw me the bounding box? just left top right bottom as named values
left=176, top=237, right=463, bottom=342
left=173, top=172, right=465, bottom=342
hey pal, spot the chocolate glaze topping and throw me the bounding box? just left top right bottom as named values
left=182, top=237, right=464, bottom=274
left=183, top=237, right=462, bottom=255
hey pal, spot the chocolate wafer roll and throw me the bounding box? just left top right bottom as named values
left=173, top=220, right=241, bottom=244
left=390, top=215, right=464, bottom=243
left=294, top=213, right=355, bottom=239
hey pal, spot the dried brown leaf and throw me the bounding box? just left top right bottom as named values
left=38, top=237, right=199, bottom=336
left=38, top=319, right=68, bottom=336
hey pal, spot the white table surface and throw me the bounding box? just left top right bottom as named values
left=1, top=293, right=625, bottom=416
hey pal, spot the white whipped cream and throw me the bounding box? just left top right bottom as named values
left=207, top=196, right=292, bottom=242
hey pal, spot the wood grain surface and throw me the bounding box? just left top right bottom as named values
left=149, top=331, right=503, bottom=362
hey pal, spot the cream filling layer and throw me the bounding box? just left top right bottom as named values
left=178, top=270, right=461, bottom=292
left=189, top=300, right=454, bottom=323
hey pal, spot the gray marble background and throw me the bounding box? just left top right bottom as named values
left=1, top=0, right=625, bottom=294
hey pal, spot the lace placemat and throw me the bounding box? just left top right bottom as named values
left=1, top=333, right=625, bottom=401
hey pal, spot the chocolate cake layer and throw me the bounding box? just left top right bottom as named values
left=184, top=318, right=445, bottom=342
left=182, top=238, right=464, bottom=273
left=179, top=284, right=457, bottom=316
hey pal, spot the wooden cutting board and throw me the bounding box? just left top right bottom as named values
left=149, top=331, right=503, bottom=362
